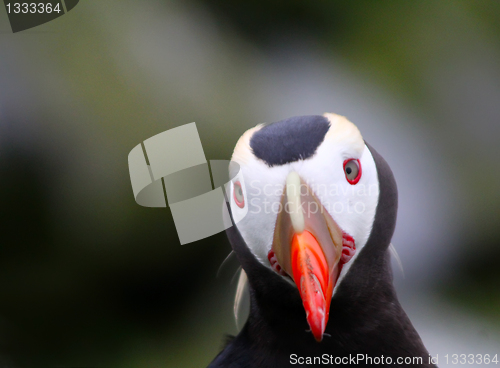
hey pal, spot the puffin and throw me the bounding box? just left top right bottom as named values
left=208, top=113, right=436, bottom=367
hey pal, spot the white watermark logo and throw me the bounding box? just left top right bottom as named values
left=128, top=123, right=379, bottom=244
left=290, top=353, right=427, bottom=365
left=128, top=123, right=240, bottom=245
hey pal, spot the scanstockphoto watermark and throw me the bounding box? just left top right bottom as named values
left=290, top=353, right=437, bottom=365
left=247, top=180, right=379, bottom=216
left=249, top=197, right=369, bottom=216
left=248, top=180, right=379, bottom=198
left=128, top=122, right=379, bottom=245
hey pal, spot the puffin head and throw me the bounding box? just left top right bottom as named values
left=227, top=113, right=386, bottom=342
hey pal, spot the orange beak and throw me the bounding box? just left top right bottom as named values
left=291, top=231, right=337, bottom=341
left=271, top=172, right=344, bottom=342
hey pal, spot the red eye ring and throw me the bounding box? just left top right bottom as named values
left=343, top=159, right=362, bottom=185
left=233, top=181, right=245, bottom=208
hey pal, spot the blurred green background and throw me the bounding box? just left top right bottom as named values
left=0, top=1, right=499, bottom=367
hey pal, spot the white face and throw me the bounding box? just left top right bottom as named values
left=229, top=113, right=380, bottom=295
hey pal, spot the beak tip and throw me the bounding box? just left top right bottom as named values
left=307, top=309, right=327, bottom=343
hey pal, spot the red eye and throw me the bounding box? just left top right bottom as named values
left=343, top=159, right=362, bottom=185
left=233, top=181, right=245, bottom=208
